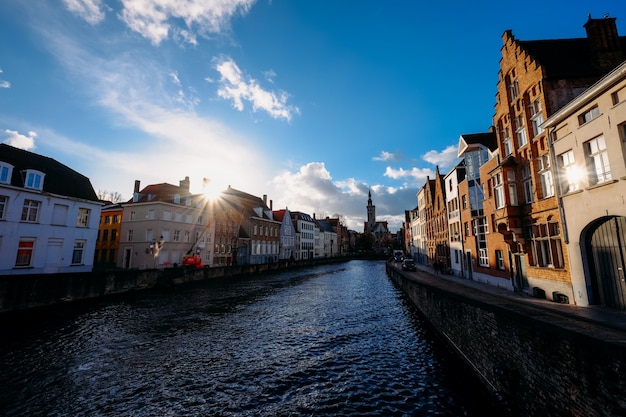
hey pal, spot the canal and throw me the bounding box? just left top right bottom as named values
left=0, top=260, right=502, bottom=416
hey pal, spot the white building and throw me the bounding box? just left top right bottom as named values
left=444, top=162, right=465, bottom=276
left=291, top=211, right=315, bottom=260
left=545, top=61, right=626, bottom=308
left=0, top=144, right=101, bottom=274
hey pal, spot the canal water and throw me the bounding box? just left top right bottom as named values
left=0, top=260, right=502, bottom=416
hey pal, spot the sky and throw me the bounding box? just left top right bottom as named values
left=1, top=1, right=625, bottom=232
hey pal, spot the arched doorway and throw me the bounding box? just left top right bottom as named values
left=585, top=216, right=626, bottom=309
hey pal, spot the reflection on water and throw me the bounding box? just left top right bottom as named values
left=0, top=261, right=502, bottom=416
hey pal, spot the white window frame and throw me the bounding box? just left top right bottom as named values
left=578, top=106, right=600, bottom=125
left=76, top=208, right=90, bottom=228
left=15, top=238, right=35, bottom=267
left=72, top=240, right=86, bottom=265
left=585, top=136, right=611, bottom=185
left=21, top=199, right=41, bottom=222
left=494, top=173, right=505, bottom=209
left=0, top=162, right=14, bottom=184
left=559, top=150, right=579, bottom=193
left=24, top=169, right=45, bottom=190
left=0, top=195, right=7, bottom=220
left=514, top=114, right=528, bottom=148
left=537, top=155, right=554, bottom=198
left=530, top=99, right=544, bottom=137
left=496, top=250, right=505, bottom=269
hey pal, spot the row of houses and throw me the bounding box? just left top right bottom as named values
left=0, top=143, right=352, bottom=275
left=404, top=15, right=626, bottom=309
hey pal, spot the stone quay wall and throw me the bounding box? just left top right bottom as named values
left=386, top=263, right=626, bottom=417
left=0, top=257, right=360, bottom=314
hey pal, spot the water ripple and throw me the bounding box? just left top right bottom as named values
left=0, top=261, right=502, bottom=416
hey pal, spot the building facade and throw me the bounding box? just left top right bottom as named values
left=0, top=144, right=101, bottom=275
left=546, top=61, right=626, bottom=308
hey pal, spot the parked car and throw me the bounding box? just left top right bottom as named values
left=393, top=251, right=404, bottom=263
left=402, top=259, right=416, bottom=271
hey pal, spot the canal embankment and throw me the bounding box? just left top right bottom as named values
left=0, top=256, right=374, bottom=314
left=386, top=262, right=626, bottom=417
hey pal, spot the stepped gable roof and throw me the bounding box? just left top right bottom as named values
left=518, top=37, right=626, bottom=78
left=0, top=143, right=98, bottom=201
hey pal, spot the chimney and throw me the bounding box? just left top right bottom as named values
left=584, top=15, right=625, bottom=71
left=179, top=176, right=190, bottom=192
left=270, top=200, right=273, bottom=210
left=263, top=194, right=267, bottom=206
left=133, top=180, right=141, bottom=203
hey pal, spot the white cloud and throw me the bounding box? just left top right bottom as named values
left=3, top=129, right=37, bottom=150
left=119, top=0, right=256, bottom=45
left=384, top=166, right=434, bottom=184
left=214, top=56, right=299, bottom=121
left=373, top=150, right=401, bottom=162
left=63, top=0, right=106, bottom=24
left=421, top=145, right=459, bottom=168
left=0, top=69, right=10, bottom=89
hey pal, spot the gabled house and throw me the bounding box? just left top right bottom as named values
left=486, top=15, right=626, bottom=300
left=220, top=187, right=280, bottom=265
left=0, top=144, right=101, bottom=274
left=290, top=211, right=316, bottom=260
left=273, top=207, right=296, bottom=260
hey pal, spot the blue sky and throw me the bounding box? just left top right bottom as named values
left=1, top=1, right=625, bottom=231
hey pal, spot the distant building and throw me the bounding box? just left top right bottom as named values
left=364, top=190, right=390, bottom=252
left=118, top=177, right=212, bottom=269
left=273, top=207, right=296, bottom=260
left=290, top=211, right=316, bottom=260
left=94, top=203, right=123, bottom=269
left=0, top=144, right=101, bottom=274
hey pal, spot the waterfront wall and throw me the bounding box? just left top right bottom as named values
left=0, top=258, right=356, bottom=314
left=386, top=263, right=626, bottom=417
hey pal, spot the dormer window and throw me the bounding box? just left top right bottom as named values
left=0, top=162, right=14, bottom=184
left=24, top=169, right=45, bottom=190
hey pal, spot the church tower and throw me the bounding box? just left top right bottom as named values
left=366, top=190, right=376, bottom=232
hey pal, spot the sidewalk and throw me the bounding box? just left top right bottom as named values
left=397, top=261, right=626, bottom=337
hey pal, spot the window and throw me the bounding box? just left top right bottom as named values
left=113, top=215, right=119, bottom=224
left=0, top=195, right=7, bottom=220
left=578, top=106, right=600, bottom=125
left=21, top=200, right=40, bottom=222
left=148, top=209, right=156, bottom=220
left=184, top=231, right=190, bottom=242
left=173, top=230, right=181, bottom=242
left=514, top=114, right=527, bottom=147
left=509, top=78, right=520, bottom=100
left=612, top=91, right=620, bottom=105
left=529, top=99, right=544, bottom=137
left=559, top=150, right=580, bottom=193
left=72, top=240, right=86, bottom=264
left=105, top=215, right=111, bottom=224
left=493, top=173, right=505, bottom=209
left=15, top=239, right=35, bottom=267
left=0, top=163, right=13, bottom=184
left=130, top=210, right=136, bottom=220
left=163, top=210, right=171, bottom=221
left=77, top=208, right=90, bottom=227
left=528, top=222, right=564, bottom=268
left=537, top=155, right=554, bottom=198
left=496, top=250, right=505, bottom=269
left=111, top=229, right=117, bottom=241
left=103, top=230, right=109, bottom=241
left=24, top=170, right=44, bottom=190
left=585, top=136, right=611, bottom=185
left=522, top=165, right=534, bottom=203
left=506, top=170, right=518, bottom=206
left=501, top=127, right=513, bottom=156
left=127, top=229, right=134, bottom=241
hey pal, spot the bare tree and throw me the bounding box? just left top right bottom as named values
left=97, top=190, right=124, bottom=203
